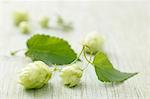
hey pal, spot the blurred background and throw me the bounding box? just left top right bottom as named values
left=0, top=1, right=149, bottom=56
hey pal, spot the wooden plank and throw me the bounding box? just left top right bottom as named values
left=0, top=1, right=150, bottom=99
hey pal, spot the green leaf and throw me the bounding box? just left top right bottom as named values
left=25, top=34, right=77, bottom=65
left=93, top=52, right=138, bottom=82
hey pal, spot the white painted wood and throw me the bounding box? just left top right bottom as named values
left=0, top=1, right=150, bottom=99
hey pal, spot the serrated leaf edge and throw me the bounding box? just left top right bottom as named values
left=25, top=34, right=77, bottom=65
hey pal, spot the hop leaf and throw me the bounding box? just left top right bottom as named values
left=93, top=52, right=138, bottom=82
left=25, top=34, right=77, bottom=65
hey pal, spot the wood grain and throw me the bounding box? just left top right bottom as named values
left=0, top=1, right=150, bottom=99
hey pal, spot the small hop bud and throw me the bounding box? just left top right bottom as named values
left=19, top=21, right=30, bottom=34
left=56, top=15, right=64, bottom=26
left=60, top=62, right=83, bottom=87
left=83, top=31, right=104, bottom=54
left=18, top=61, right=52, bottom=89
left=13, top=11, right=29, bottom=26
left=56, top=15, right=73, bottom=32
left=39, top=16, right=49, bottom=28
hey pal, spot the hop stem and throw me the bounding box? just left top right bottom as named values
left=83, top=51, right=93, bottom=70
left=71, top=46, right=84, bottom=64
left=10, top=49, right=26, bottom=56
left=83, top=50, right=93, bottom=65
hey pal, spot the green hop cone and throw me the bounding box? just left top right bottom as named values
left=13, top=11, right=29, bottom=26
left=60, top=62, right=83, bottom=87
left=18, top=61, right=52, bottom=89
left=19, top=21, right=30, bottom=34
left=39, top=16, right=49, bottom=28
left=83, top=31, right=104, bottom=54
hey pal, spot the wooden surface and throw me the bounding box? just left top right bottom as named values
left=0, top=1, right=150, bottom=99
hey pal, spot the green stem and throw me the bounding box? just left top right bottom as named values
left=71, top=46, right=85, bottom=64
left=52, top=67, right=61, bottom=72
left=83, top=50, right=93, bottom=65
left=10, top=49, right=26, bottom=56
left=83, top=53, right=93, bottom=70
